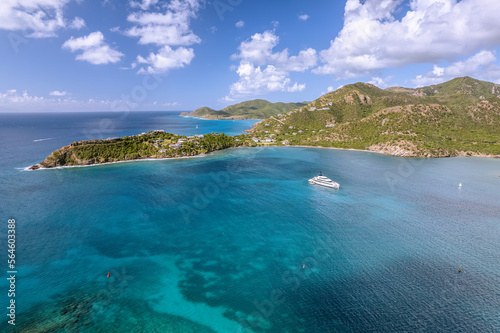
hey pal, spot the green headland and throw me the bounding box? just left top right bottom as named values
left=29, top=132, right=256, bottom=170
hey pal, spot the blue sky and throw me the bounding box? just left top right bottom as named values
left=1, top=0, right=500, bottom=112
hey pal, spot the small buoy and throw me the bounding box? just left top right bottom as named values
left=458, top=267, right=462, bottom=273
left=303, top=264, right=305, bottom=269
left=107, top=271, right=110, bottom=277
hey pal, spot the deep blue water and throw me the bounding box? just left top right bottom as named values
left=0, top=112, right=499, bottom=332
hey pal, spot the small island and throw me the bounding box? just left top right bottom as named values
left=29, top=131, right=256, bottom=169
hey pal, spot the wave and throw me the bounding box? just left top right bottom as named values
left=33, top=137, right=55, bottom=142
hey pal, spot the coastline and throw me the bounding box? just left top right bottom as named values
left=25, top=153, right=209, bottom=171
left=179, top=115, right=211, bottom=120
left=26, top=144, right=499, bottom=171
left=279, top=145, right=500, bottom=159
left=181, top=114, right=262, bottom=121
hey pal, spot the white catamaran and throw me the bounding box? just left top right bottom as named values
left=309, top=171, right=340, bottom=189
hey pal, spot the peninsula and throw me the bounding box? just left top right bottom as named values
left=180, top=99, right=308, bottom=119
left=30, top=77, right=500, bottom=169
left=29, top=131, right=255, bottom=170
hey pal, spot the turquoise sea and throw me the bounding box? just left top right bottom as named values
left=0, top=111, right=499, bottom=332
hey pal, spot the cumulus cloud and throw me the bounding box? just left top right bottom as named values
left=235, top=20, right=245, bottom=28
left=62, top=31, right=124, bottom=65
left=412, top=50, right=500, bottom=86
left=136, top=46, right=195, bottom=74
left=0, top=88, right=156, bottom=112
left=69, top=17, right=86, bottom=30
left=229, top=62, right=305, bottom=97
left=126, top=11, right=201, bottom=46
left=225, top=30, right=316, bottom=100
left=50, top=90, right=68, bottom=96
left=368, top=76, right=393, bottom=88
left=298, top=14, right=309, bottom=21
left=314, top=0, right=500, bottom=78
left=0, top=88, right=179, bottom=112
left=0, top=89, right=44, bottom=104
left=126, top=0, right=203, bottom=74
left=130, top=0, right=159, bottom=10
left=0, top=0, right=87, bottom=38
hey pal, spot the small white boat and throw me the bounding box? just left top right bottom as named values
left=309, top=171, right=340, bottom=189
left=459, top=183, right=462, bottom=188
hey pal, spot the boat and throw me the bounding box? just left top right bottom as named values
left=308, top=171, right=340, bottom=189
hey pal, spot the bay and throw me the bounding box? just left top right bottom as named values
left=0, top=112, right=499, bottom=332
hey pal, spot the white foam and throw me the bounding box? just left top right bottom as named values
left=33, top=137, right=55, bottom=142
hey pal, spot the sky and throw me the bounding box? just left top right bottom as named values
left=1, top=0, right=500, bottom=112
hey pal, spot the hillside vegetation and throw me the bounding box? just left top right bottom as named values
left=180, top=99, right=308, bottom=119
left=249, top=77, right=500, bottom=157
left=30, top=131, right=256, bottom=169
left=32, top=77, right=500, bottom=168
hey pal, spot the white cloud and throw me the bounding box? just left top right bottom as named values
left=126, top=0, right=203, bottom=74
left=432, top=65, right=444, bottom=77
left=314, top=0, right=500, bottom=78
left=0, top=0, right=73, bottom=37
left=327, top=86, right=335, bottom=92
left=235, top=20, right=245, bottom=28
left=130, top=0, right=159, bottom=10
left=0, top=89, right=178, bottom=112
left=412, top=50, right=500, bottom=86
left=0, top=89, right=44, bottom=104
left=225, top=30, right=316, bottom=99
left=162, top=101, right=179, bottom=107
left=368, top=76, right=393, bottom=88
left=69, top=17, right=86, bottom=30
left=136, top=46, right=194, bottom=74
left=229, top=62, right=306, bottom=96
left=231, top=30, right=317, bottom=71
left=50, top=90, right=68, bottom=96
left=63, top=31, right=102, bottom=51
left=62, top=31, right=124, bottom=65
left=126, top=23, right=200, bottom=46
left=298, top=14, right=309, bottom=21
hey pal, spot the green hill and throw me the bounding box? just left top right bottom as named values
left=180, top=99, right=308, bottom=119
left=32, top=77, right=500, bottom=168
left=250, top=77, right=500, bottom=157
left=30, top=131, right=254, bottom=169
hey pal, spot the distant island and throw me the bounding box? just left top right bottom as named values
left=30, top=77, right=500, bottom=169
left=180, top=99, right=308, bottom=119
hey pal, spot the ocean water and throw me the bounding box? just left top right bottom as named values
left=0, top=111, right=499, bottom=332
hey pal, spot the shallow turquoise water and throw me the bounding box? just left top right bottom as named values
left=0, top=112, right=499, bottom=332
